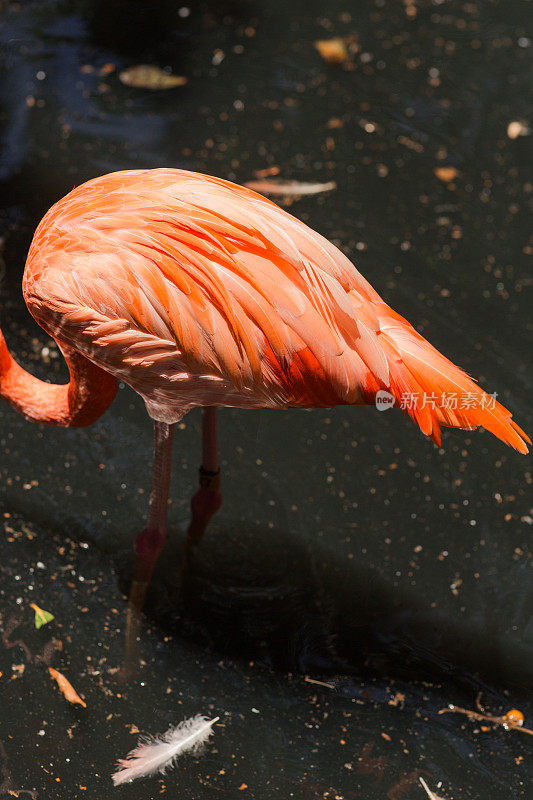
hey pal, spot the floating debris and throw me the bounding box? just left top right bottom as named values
left=315, top=34, right=360, bottom=65
left=30, top=602, right=54, bottom=629
left=253, top=166, right=280, bottom=179
left=507, top=120, right=530, bottom=139
left=439, top=702, right=532, bottom=735
left=388, top=691, right=406, bottom=708
left=99, top=62, right=116, bottom=77
left=326, top=117, right=344, bottom=129
left=315, top=38, right=349, bottom=64
left=245, top=179, right=337, bottom=197
left=304, top=676, right=335, bottom=689
left=419, top=776, right=447, bottom=800
left=434, top=166, right=459, bottom=183
left=48, top=667, right=87, bottom=708
left=504, top=708, right=524, bottom=726
left=119, top=65, right=187, bottom=90
left=112, top=715, right=219, bottom=786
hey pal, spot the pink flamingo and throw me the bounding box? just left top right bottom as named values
left=0, top=169, right=529, bottom=613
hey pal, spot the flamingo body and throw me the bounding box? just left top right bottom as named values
left=8, top=168, right=529, bottom=452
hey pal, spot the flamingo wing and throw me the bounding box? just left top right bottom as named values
left=23, top=169, right=390, bottom=412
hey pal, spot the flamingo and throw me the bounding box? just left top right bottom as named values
left=0, top=168, right=529, bottom=621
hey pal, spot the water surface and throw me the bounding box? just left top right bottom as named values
left=0, top=1, right=531, bottom=798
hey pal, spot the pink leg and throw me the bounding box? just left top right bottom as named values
left=186, top=406, right=222, bottom=543
left=133, top=421, right=175, bottom=581
left=122, top=421, right=174, bottom=677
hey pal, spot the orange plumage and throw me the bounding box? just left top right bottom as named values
left=1, top=168, right=528, bottom=454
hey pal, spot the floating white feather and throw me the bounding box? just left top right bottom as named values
left=112, top=714, right=219, bottom=786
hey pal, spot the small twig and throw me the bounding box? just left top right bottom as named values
left=244, top=179, right=337, bottom=197
left=304, top=676, right=335, bottom=689
left=439, top=704, right=532, bottom=735
left=419, top=777, right=446, bottom=800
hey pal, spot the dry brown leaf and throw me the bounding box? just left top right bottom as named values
left=245, top=179, right=336, bottom=196
left=49, top=667, right=87, bottom=707
left=315, top=38, right=349, bottom=64
left=434, top=166, right=459, bottom=183
left=119, top=65, right=187, bottom=90
left=507, top=120, right=530, bottom=139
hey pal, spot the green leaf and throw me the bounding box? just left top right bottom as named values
left=31, top=603, right=54, bottom=629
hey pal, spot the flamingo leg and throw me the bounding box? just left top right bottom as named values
left=186, top=406, right=222, bottom=543
left=122, top=421, right=174, bottom=677
left=133, top=420, right=175, bottom=578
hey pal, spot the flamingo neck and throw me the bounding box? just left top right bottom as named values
left=0, top=328, right=117, bottom=427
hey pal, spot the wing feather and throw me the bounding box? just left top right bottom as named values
left=24, top=169, right=397, bottom=409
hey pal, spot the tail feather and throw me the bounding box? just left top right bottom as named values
left=385, top=351, right=438, bottom=443
left=377, top=311, right=530, bottom=454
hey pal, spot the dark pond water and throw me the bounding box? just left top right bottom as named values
left=0, top=1, right=531, bottom=798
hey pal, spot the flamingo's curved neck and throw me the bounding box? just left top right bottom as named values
left=0, top=328, right=117, bottom=427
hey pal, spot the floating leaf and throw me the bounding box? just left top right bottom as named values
left=434, top=166, right=459, bottom=183
left=245, top=179, right=336, bottom=196
left=30, top=602, right=54, bottom=629
left=119, top=65, right=187, bottom=90
left=48, top=667, right=87, bottom=707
